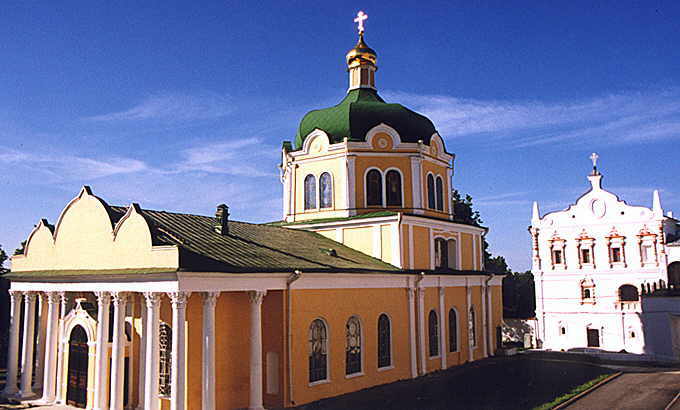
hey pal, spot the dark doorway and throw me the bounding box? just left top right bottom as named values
left=587, top=328, right=600, bottom=347
left=669, top=262, right=680, bottom=288
left=67, top=325, right=89, bottom=408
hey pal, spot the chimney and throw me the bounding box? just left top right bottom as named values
left=214, top=204, right=230, bottom=235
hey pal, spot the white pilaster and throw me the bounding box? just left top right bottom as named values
left=19, top=291, right=37, bottom=398
left=93, top=292, right=111, bottom=410
left=41, top=292, right=60, bottom=403
left=110, top=292, right=128, bottom=410
left=55, top=292, right=68, bottom=403
left=346, top=155, right=356, bottom=214
left=33, top=293, right=47, bottom=391
left=248, top=291, right=266, bottom=410
left=169, top=292, right=190, bottom=410
left=467, top=283, right=473, bottom=361
left=410, top=156, right=423, bottom=212
left=438, top=287, right=447, bottom=370
left=4, top=290, right=22, bottom=396
left=417, top=286, right=426, bottom=375
left=202, top=292, right=219, bottom=410
left=407, top=287, right=417, bottom=378
left=136, top=297, right=147, bottom=410
left=481, top=285, right=488, bottom=357
left=143, top=292, right=161, bottom=410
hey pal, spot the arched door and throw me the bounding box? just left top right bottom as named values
left=67, top=325, right=89, bottom=408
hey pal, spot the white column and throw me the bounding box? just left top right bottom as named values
left=346, top=155, right=356, bottom=214
left=417, top=287, right=426, bottom=375
left=439, top=287, right=447, bottom=370
left=93, top=292, right=111, bottom=410
left=110, top=292, right=128, bottom=410
left=19, top=291, right=37, bottom=398
left=4, top=290, right=22, bottom=396
left=467, top=283, right=473, bottom=361
left=249, top=291, right=266, bottom=410
left=169, top=292, right=190, bottom=410
left=202, top=292, right=219, bottom=410
left=55, top=292, right=68, bottom=403
left=41, top=292, right=60, bottom=403
left=136, top=298, right=147, bottom=410
left=144, top=292, right=161, bottom=410
left=481, top=284, right=488, bottom=357
left=407, top=287, right=417, bottom=379
left=410, top=156, right=423, bottom=212
left=33, top=293, right=47, bottom=391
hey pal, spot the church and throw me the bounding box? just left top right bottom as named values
left=4, top=13, right=503, bottom=410
left=531, top=155, right=680, bottom=355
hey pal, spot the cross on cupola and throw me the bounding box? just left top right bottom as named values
left=354, top=11, right=368, bottom=33
left=590, top=152, right=600, bottom=176
left=346, top=11, right=377, bottom=91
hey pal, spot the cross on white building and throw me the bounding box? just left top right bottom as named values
left=590, top=152, right=599, bottom=168
left=354, top=11, right=368, bottom=33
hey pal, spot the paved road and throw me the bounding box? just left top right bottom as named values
left=565, top=370, right=680, bottom=410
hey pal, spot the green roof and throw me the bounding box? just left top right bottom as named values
left=295, top=88, right=436, bottom=150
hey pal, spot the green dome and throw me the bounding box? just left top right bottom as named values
left=295, top=88, right=437, bottom=150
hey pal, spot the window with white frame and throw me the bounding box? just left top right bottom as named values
left=304, top=174, right=317, bottom=210
left=309, top=319, right=328, bottom=383
left=447, top=239, right=458, bottom=270
left=580, top=278, right=595, bottom=304
left=319, top=172, right=333, bottom=209
left=366, top=169, right=383, bottom=206
left=638, top=227, right=658, bottom=265
left=576, top=230, right=595, bottom=269
left=549, top=235, right=566, bottom=268
left=434, top=238, right=448, bottom=269
left=345, top=316, right=362, bottom=375
left=468, top=306, right=477, bottom=347
left=428, top=310, right=439, bottom=357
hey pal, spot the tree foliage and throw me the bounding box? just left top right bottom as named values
left=452, top=190, right=535, bottom=318
left=0, top=245, right=7, bottom=274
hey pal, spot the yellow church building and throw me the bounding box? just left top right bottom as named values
left=4, top=14, right=503, bottom=410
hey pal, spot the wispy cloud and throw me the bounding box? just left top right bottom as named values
left=476, top=191, right=532, bottom=206
left=174, top=137, right=279, bottom=177
left=85, top=92, right=232, bottom=122
left=0, top=147, right=148, bottom=181
left=384, top=88, right=680, bottom=148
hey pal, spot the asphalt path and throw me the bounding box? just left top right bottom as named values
left=565, top=370, right=680, bottom=410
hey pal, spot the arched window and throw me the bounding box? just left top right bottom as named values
left=435, top=176, right=444, bottom=211
left=309, top=319, right=328, bottom=383
left=668, top=262, right=680, bottom=288
left=377, top=314, right=391, bottom=368
left=385, top=170, right=402, bottom=206
left=346, top=316, right=362, bottom=375
left=319, top=172, right=333, bottom=209
left=304, top=174, right=317, bottom=210
left=427, top=174, right=436, bottom=209
left=366, top=169, right=383, bottom=206
left=469, top=307, right=477, bottom=347
left=447, top=239, right=458, bottom=269
left=448, top=309, right=458, bottom=352
left=428, top=310, right=439, bottom=357
left=159, top=323, right=172, bottom=396
left=434, top=238, right=448, bottom=269
left=619, top=284, right=639, bottom=302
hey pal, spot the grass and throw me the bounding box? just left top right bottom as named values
left=532, top=372, right=613, bottom=410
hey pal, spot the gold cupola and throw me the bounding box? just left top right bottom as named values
left=346, top=11, right=377, bottom=90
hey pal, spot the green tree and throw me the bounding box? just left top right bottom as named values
left=0, top=245, right=7, bottom=274
left=14, top=240, right=26, bottom=256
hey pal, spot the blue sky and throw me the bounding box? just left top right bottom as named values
left=1, top=1, right=679, bottom=271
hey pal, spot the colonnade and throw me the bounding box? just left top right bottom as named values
left=3, top=289, right=268, bottom=410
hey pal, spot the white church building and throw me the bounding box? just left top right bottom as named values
left=531, top=154, right=680, bottom=355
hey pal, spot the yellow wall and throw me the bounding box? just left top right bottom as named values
left=444, top=287, right=469, bottom=366
left=292, top=154, right=347, bottom=221
left=343, top=226, right=374, bottom=257
left=412, top=226, right=431, bottom=269
left=289, top=288, right=411, bottom=407
left=354, top=156, right=413, bottom=212
left=420, top=159, right=450, bottom=218
left=461, top=233, right=473, bottom=270
left=186, top=294, right=203, bottom=410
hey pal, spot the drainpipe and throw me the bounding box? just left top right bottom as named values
left=286, top=270, right=302, bottom=407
